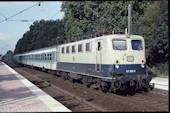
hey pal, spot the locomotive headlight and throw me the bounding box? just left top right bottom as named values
left=141, top=64, right=145, bottom=68
left=115, top=64, right=119, bottom=69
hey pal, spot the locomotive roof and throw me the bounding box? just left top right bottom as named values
left=59, top=34, right=144, bottom=47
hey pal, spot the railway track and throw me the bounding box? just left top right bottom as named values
left=9, top=63, right=169, bottom=112
left=14, top=67, right=107, bottom=112
left=126, top=94, right=169, bottom=111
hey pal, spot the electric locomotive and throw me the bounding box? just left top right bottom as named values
left=57, top=31, right=152, bottom=93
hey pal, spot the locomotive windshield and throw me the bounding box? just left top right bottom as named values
left=131, top=40, right=143, bottom=50
left=113, top=40, right=127, bottom=50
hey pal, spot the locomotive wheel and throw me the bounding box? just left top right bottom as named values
left=61, top=72, right=66, bottom=80
left=67, top=75, right=75, bottom=83
left=93, top=79, right=101, bottom=90
left=82, top=76, right=90, bottom=88
left=101, top=86, right=108, bottom=93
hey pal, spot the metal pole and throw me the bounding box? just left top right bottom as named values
left=128, top=4, right=131, bottom=35
left=56, top=37, right=58, bottom=45
left=57, top=21, right=59, bottom=45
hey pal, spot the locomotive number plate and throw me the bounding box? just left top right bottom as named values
left=126, top=70, right=136, bottom=73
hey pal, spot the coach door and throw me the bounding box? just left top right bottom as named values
left=95, top=40, right=102, bottom=72
left=57, top=47, right=60, bottom=68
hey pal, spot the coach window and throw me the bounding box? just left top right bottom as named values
left=33, top=55, right=34, bottom=60
left=50, top=53, right=52, bottom=60
left=66, top=46, right=70, bottom=54
left=48, top=54, right=50, bottom=60
left=41, top=54, right=42, bottom=60
left=62, top=47, right=65, bottom=54
left=72, top=45, right=76, bottom=53
left=49, top=53, right=51, bottom=60
left=47, top=54, right=49, bottom=61
left=51, top=53, right=53, bottom=60
left=86, top=43, right=91, bottom=52
left=52, top=53, right=54, bottom=60
left=35, top=55, right=37, bottom=60
left=78, top=44, right=83, bottom=53
left=43, top=54, right=44, bottom=60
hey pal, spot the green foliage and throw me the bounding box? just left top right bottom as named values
left=133, top=1, right=169, bottom=67
left=14, top=19, right=65, bottom=54
left=147, top=62, right=169, bottom=78
left=2, top=50, right=14, bottom=62
left=61, top=1, right=148, bottom=38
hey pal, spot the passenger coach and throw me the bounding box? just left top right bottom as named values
left=14, top=46, right=57, bottom=74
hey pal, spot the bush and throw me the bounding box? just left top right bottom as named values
left=147, top=62, right=169, bottom=78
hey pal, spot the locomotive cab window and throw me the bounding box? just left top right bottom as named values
left=113, top=40, right=127, bottom=50
left=131, top=40, right=143, bottom=50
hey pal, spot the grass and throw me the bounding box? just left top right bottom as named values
left=156, top=74, right=169, bottom=78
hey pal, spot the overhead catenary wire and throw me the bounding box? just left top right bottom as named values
left=0, top=1, right=42, bottom=24
left=6, top=19, right=41, bottom=22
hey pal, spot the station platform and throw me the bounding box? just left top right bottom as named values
left=0, top=62, right=71, bottom=112
left=150, top=77, right=169, bottom=91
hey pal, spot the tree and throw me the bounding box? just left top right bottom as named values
left=61, top=1, right=148, bottom=38
left=133, top=1, right=169, bottom=66
left=14, top=19, right=66, bottom=54
left=1, top=50, right=14, bottom=62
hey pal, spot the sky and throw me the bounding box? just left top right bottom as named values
left=0, top=1, right=64, bottom=55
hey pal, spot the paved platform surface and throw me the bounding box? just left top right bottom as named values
left=0, top=62, right=71, bottom=112
left=150, top=77, right=169, bottom=91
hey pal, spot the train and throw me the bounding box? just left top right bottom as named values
left=14, top=31, right=152, bottom=93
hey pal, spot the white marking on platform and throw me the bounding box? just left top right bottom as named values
left=150, top=77, right=169, bottom=91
